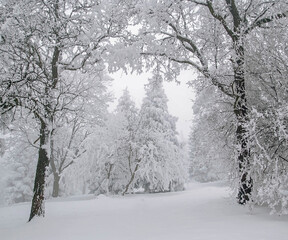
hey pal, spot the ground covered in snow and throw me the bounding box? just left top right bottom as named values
left=1, top=182, right=288, bottom=240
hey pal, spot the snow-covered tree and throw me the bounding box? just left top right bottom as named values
left=4, top=148, right=37, bottom=204
left=0, top=0, right=130, bottom=221
left=84, top=112, right=129, bottom=195
left=189, top=86, right=234, bottom=182
left=136, top=75, right=187, bottom=193
left=0, top=71, right=112, bottom=203
left=1, top=115, right=38, bottom=204
left=116, top=0, right=288, bottom=205
left=114, top=88, right=140, bottom=194
left=244, top=22, right=288, bottom=214
left=87, top=89, right=139, bottom=195
left=187, top=9, right=288, bottom=213
left=85, top=80, right=188, bottom=196
left=48, top=71, right=112, bottom=198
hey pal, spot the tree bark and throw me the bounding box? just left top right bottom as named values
left=233, top=40, right=252, bottom=204
left=28, top=120, right=50, bottom=222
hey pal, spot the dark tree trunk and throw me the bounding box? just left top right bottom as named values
left=205, top=0, right=255, bottom=204
left=233, top=41, right=252, bottom=204
left=28, top=120, right=50, bottom=222
left=235, top=100, right=252, bottom=204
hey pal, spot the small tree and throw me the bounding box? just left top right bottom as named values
left=0, top=113, right=38, bottom=204
left=49, top=71, right=112, bottom=197
left=87, top=89, right=140, bottom=195
left=86, top=112, right=130, bottom=195
left=115, top=88, right=140, bottom=194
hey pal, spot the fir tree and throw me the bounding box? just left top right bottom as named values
left=115, top=88, right=140, bottom=194
left=137, top=75, right=187, bottom=193
left=88, top=89, right=140, bottom=195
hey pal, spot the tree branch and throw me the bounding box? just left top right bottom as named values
left=225, top=0, right=241, bottom=30
left=206, top=0, right=237, bottom=40
left=185, top=0, right=208, bottom=6
left=279, top=155, right=288, bottom=163
left=246, top=9, right=288, bottom=33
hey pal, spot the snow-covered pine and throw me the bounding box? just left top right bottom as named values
left=136, top=75, right=187, bottom=193
left=1, top=115, right=38, bottom=204
left=86, top=89, right=140, bottom=195
left=115, top=88, right=140, bottom=195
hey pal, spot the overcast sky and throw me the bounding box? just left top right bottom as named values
left=109, top=70, right=195, bottom=141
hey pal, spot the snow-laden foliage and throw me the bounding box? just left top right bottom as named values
left=189, top=86, right=234, bottom=182
left=1, top=115, right=38, bottom=204
left=0, top=71, right=112, bottom=202
left=1, top=0, right=288, bottom=219
left=243, top=20, right=288, bottom=214
left=249, top=108, right=288, bottom=214
left=82, top=88, right=139, bottom=195
left=0, top=0, right=129, bottom=220
left=124, top=0, right=288, bottom=210
left=187, top=3, right=288, bottom=212
left=136, top=75, right=188, bottom=192
left=81, top=81, right=187, bottom=196
left=68, top=89, right=139, bottom=196
left=87, top=112, right=136, bottom=195
left=47, top=71, right=112, bottom=197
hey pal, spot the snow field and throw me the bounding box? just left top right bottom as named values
left=1, top=182, right=288, bottom=240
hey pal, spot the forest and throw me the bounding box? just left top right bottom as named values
left=0, top=0, right=288, bottom=235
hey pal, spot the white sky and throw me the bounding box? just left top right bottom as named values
left=108, top=70, right=195, bottom=141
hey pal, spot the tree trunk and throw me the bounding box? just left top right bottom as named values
left=52, top=173, right=60, bottom=198
left=28, top=120, right=50, bottom=222
left=50, top=139, right=60, bottom=198
left=235, top=104, right=252, bottom=204
left=123, top=163, right=139, bottom=195
left=233, top=41, right=252, bottom=204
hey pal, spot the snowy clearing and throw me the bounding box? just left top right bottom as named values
left=1, top=182, right=288, bottom=240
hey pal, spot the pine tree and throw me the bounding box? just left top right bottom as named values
left=137, top=75, right=187, bottom=193
left=116, top=88, right=138, bottom=124
left=87, top=89, right=140, bottom=195
left=115, top=88, right=140, bottom=194
left=2, top=115, right=38, bottom=204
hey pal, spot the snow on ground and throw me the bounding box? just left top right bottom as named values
left=1, top=182, right=288, bottom=240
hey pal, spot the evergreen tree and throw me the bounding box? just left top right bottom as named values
left=115, top=88, right=140, bottom=195
left=116, top=88, right=138, bottom=124
left=137, top=75, right=187, bottom=193
left=2, top=115, right=38, bottom=204
left=87, top=89, right=139, bottom=195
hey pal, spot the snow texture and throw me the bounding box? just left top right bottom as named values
left=1, top=181, right=287, bottom=240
